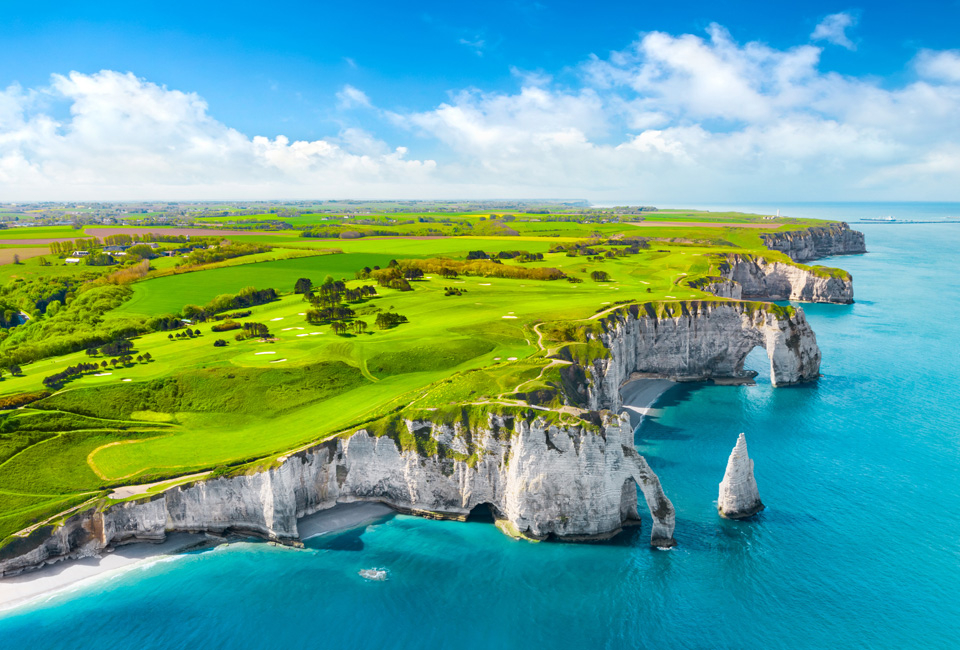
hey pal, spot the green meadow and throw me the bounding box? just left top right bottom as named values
left=0, top=214, right=844, bottom=542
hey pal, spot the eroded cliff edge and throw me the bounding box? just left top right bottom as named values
left=689, top=253, right=854, bottom=304
left=561, top=301, right=821, bottom=413
left=760, top=222, right=866, bottom=262
left=0, top=411, right=676, bottom=576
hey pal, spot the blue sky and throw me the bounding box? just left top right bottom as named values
left=2, top=1, right=960, bottom=201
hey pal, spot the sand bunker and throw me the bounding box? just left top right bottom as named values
left=255, top=351, right=276, bottom=355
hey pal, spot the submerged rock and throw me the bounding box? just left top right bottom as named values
left=359, top=568, right=388, bottom=581
left=718, top=433, right=765, bottom=519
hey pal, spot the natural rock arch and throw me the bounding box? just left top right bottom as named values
left=587, top=301, right=821, bottom=412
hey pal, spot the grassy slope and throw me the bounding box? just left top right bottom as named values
left=0, top=215, right=849, bottom=541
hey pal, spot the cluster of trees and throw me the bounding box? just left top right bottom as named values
left=181, top=287, right=277, bottom=322
left=331, top=320, right=368, bottom=335
left=301, top=226, right=401, bottom=239
left=168, top=329, right=202, bottom=339
left=42, top=362, right=103, bottom=388
left=306, top=305, right=355, bottom=324
left=300, top=277, right=380, bottom=334
left=374, top=312, right=408, bottom=329
left=368, top=267, right=413, bottom=291
left=95, top=338, right=133, bottom=356
left=213, top=339, right=228, bottom=347
left=444, top=286, right=466, bottom=296
left=145, top=315, right=185, bottom=332
left=305, top=278, right=378, bottom=306
left=590, top=271, right=611, bottom=282
left=235, top=322, right=271, bottom=341
left=176, top=242, right=272, bottom=268
left=549, top=239, right=649, bottom=258
left=466, top=250, right=544, bottom=262
left=41, top=351, right=151, bottom=388
left=400, top=258, right=565, bottom=281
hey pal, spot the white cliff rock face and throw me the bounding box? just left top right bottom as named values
left=718, top=433, right=764, bottom=519
left=760, top=223, right=866, bottom=262
left=0, top=413, right=676, bottom=577
left=713, top=254, right=854, bottom=304
left=584, top=301, right=821, bottom=412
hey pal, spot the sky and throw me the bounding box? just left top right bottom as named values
left=2, top=0, right=960, bottom=202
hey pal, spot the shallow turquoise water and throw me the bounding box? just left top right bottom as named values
left=2, top=223, right=959, bottom=649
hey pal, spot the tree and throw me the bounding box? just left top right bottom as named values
left=8, top=365, right=21, bottom=376
left=194, top=329, right=202, bottom=336
left=101, top=361, right=108, bottom=369
left=294, top=278, right=313, bottom=294
left=143, top=352, right=153, bottom=362
left=110, top=359, right=118, bottom=367
left=352, top=320, right=368, bottom=334
left=213, top=339, right=227, bottom=347
left=136, top=355, right=144, bottom=363
left=590, top=270, right=610, bottom=282
left=168, top=334, right=174, bottom=339
left=86, top=347, right=99, bottom=357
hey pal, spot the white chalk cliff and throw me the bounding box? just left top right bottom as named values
left=0, top=412, right=676, bottom=577
left=718, top=433, right=764, bottom=519
left=703, top=254, right=854, bottom=304
left=760, top=223, right=866, bottom=262
left=580, top=301, right=821, bottom=413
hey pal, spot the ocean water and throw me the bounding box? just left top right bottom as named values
left=2, top=222, right=959, bottom=649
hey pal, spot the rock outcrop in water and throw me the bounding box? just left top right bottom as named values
left=717, top=433, right=764, bottom=519
left=579, top=301, right=821, bottom=412
left=760, top=223, right=866, bottom=262
left=0, top=412, right=676, bottom=577
left=698, top=254, right=854, bottom=304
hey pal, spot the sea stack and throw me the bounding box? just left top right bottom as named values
left=718, top=433, right=765, bottom=519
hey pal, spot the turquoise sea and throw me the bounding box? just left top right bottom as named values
left=2, top=216, right=959, bottom=649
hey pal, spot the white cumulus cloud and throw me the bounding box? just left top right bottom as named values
left=811, top=12, right=858, bottom=50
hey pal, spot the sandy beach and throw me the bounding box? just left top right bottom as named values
left=0, top=502, right=395, bottom=613
left=619, top=378, right=676, bottom=429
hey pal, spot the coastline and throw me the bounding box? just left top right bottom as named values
left=619, top=378, right=676, bottom=429
left=0, top=501, right=394, bottom=614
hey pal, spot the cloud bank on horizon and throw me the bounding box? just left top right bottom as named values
left=2, top=14, right=960, bottom=202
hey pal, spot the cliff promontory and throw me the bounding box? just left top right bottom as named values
left=691, top=254, right=854, bottom=304
left=760, top=223, right=866, bottom=262
left=574, top=301, right=820, bottom=413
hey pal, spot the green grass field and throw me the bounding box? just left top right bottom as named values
left=0, top=213, right=851, bottom=542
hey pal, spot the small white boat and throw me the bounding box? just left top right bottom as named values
left=359, top=568, right=388, bottom=581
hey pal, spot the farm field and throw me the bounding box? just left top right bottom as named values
left=0, top=212, right=844, bottom=542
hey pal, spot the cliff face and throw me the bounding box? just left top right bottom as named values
left=760, top=223, right=866, bottom=262
left=718, top=433, right=764, bottom=519
left=583, top=301, right=821, bottom=410
left=711, top=254, right=853, bottom=304
left=0, top=413, right=676, bottom=577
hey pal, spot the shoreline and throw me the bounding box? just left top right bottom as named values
left=619, top=378, right=676, bottom=429
left=0, top=501, right=394, bottom=614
